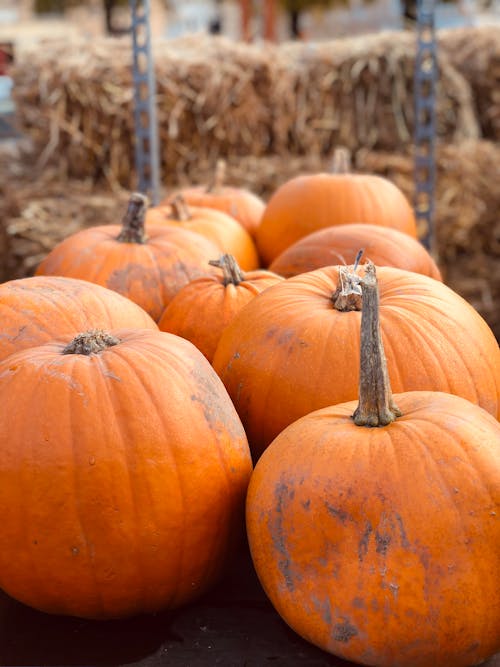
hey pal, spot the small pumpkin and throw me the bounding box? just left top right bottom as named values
left=256, top=150, right=418, bottom=266
left=246, top=262, right=500, bottom=667
left=159, top=254, right=282, bottom=362
left=0, top=328, right=252, bottom=619
left=165, top=160, right=265, bottom=238
left=213, top=263, right=500, bottom=458
left=35, top=193, right=219, bottom=322
left=146, top=195, right=260, bottom=271
left=0, top=275, right=158, bottom=363
left=269, top=223, right=442, bottom=280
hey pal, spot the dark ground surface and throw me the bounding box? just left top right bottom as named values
left=0, top=542, right=498, bottom=667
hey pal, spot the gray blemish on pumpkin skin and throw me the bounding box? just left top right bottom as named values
left=358, top=520, right=373, bottom=562
left=324, top=502, right=352, bottom=525
left=395, top=513, right=410, bottom=548
left=352, top=597, right=365, bottom=610
left=332, top=619, right=358, bottom=643
left=375, top=531, right=392, bottom=555
left=270, top=481, right=295, bottom=592
left=311, top=596, right=332, bottom=626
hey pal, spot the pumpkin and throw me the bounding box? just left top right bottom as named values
left=246, top=262, right=500, bottom=667
left=269, top=223, right=442, bottom=281
left=158, top=254, right=283, bottom=362
left=212, top=264, right=500, bottom=459
left=146, top=195, right=260, bottom=271
left=0, top=275, right=157, bottom=363
left=36, top=193, right=220, bottom=322
left=0, top=328, right=252, bottom=619
left=255, top=150, right=418, bottom=266
left=165, top=160, right=265, bottom=238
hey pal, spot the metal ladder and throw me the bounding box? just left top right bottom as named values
left=414, top=0, right=438, bottom=254
left=129, top=0, right=160, bottom=205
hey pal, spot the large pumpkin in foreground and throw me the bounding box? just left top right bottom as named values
left=0, top=275, right=157, bottom=362
left=0, top=328, right=252, bottom=619
left=213, top=264, right=500, bottom=458
left=246, top=264, right=500, bottom=667
left=255, top=160, right=417, bottom=266
left=36, top=194, right=219, bottom=321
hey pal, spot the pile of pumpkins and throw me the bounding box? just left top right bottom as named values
left=0, top=155, right=499, bottom=667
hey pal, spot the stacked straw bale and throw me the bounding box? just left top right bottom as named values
left=440, top=26, right=500, bottom=142
left=12, top=31, right=480, bottom=189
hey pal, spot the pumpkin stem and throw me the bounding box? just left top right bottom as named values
left=169, top=194, right=192, bottom=221
left=62, top=330, right=120, bottom=356
left=352, top=262, right=402, bottom=426
left=206, top=159, right=226, bottom=194
left=209, top=253, right=245, bottom=285
left=331, top=249, right=364, bottom=311
left=330, top=147, right=352, bottom=174
left=117, top=193, right=148, bottom=244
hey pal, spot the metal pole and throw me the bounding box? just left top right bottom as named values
left=129, top=0, right=160, bottom=205
left=414, top=0, right=437, bottom=255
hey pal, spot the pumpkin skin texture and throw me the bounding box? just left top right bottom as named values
left=158, top=254, right=283, bottom=362
left=145, top=199, right=260, bottom=271
left=212, top=265, right=500, bottom=459
left=0, top=328, right=252, bottom=619
left=246, top=391, right=500, bottom=667
left=35, top=194, right=219, bottom=322
left=165, top=160, right=265, bottom=238
left=256, top=173, right=418, bottom=266
left=0, top=275, right=157, bottom=363
left=171, top=186, right=265, bottom=238
left=269, top=223, right=442, bottom=281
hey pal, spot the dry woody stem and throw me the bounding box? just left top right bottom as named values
left=207, top=159, right=227, bottom=193
left=352, top=262, right=402, bottom=426
left=169, top=195, right=191, bottom=221
left=208, top=254, right=245, bottom=285
left=116, top=193, right=148, bottom=244
left=63, top=330, right=120, bottom=355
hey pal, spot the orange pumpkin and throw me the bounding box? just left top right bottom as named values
left=256, top=152, right=418, bottom=266
left=213, top=264, right=500, bottom=459
left=146, top=195, right=260, bottom=271
left=0, top=328, right=252, bottom=619
left=159, top=254, right=282, bottom=362
left=0, top=275, right=157, bottom=363
left=246, top=263, right=500, bottom=667
left=165, top=160, right=265, bottom=238
left=269, top=223, right=442, bottom=280
left=35, top=193, right=219, bottom=322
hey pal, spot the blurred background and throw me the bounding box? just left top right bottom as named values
left=0, top=0, right=499, bottom=338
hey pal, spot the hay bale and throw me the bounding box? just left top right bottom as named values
left=269, top=30, right=478, bottom=157
left=440, top=26, right=500, bottom=142
left=12, top=31, right=479, bottom=190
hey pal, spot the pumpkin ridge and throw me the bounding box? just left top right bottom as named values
left=68, top=355, right=109, bottom=617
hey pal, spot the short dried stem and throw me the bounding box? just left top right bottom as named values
left=169, top=194, right=191, bottom=221
left=62, top=330, right=120, bottom=356
left=116, top=193, right=148, bottom=243
left=330, top=147, right=352, bottom=174
left=206, top=159, right=226, bottom=193
left=208, top=254, right=245, bottom=285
